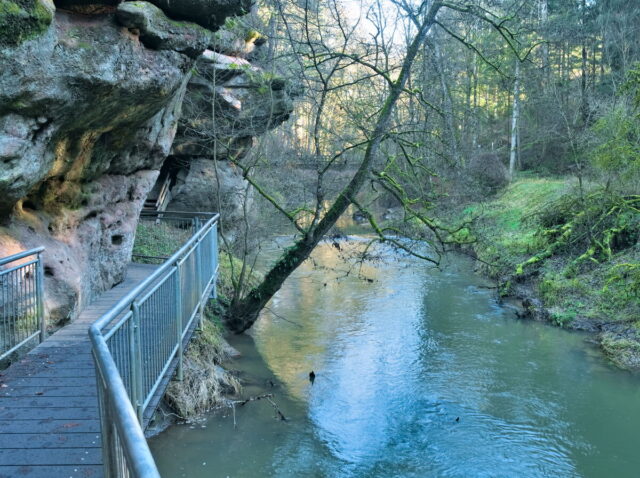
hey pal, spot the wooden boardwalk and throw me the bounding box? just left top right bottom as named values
left=0, top=264, right=158, bottom=478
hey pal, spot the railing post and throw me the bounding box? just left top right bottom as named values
left=193, top=216, right=201, bottom=235
left=174, top=265, right=183, bottom=381
left=131, top=302, right=144, bottom=423
left=93, top=357, right=115, bottom=478
left=212, top=221, right=218, bottom=299
left=36, top=251, right=45, bottom=343
left=197, top=252, right=203, bottom=332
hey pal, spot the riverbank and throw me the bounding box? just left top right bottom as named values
left=454, top=175, right=640, bottom=370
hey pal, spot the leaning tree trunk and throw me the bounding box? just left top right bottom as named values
left=225, top=3, right=442, bottom=333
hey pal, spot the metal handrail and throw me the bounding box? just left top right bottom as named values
left=0, top=247, right=46, bottom=361
left=90, top=213, right=219, bottom=478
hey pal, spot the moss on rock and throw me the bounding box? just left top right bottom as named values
left=0, top=0, right=53, bottom=46
left=600, top=332, right=640, bottom=370
left=116, top=1, right=211, bottom=58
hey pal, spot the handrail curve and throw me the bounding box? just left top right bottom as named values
left=90, top=212, right=219, bottom=478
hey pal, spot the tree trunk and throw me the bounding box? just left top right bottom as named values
left=432, top=42, right=461, bottom=167
left=225, top=3, right=442, bottom=333
left=580, top=0, right=589, bottom=124
left=509, top=59, right=520, bottom=180
left=539, top=0, right=549, bottom=83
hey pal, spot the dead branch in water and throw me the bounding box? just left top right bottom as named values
left=229, top=393, right=288, bottom=428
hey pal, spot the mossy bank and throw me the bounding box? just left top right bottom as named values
left=455, top=175, right=640, bottom=371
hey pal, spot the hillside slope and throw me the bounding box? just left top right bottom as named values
left=459, top=176, right=640, bottom=370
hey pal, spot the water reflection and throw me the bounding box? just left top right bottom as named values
left=150, top=239, right=640, bottom=478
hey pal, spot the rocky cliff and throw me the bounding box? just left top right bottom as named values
left=167, top=43, right=294, bottom=238
left=0, top=0, right=293, bottom=324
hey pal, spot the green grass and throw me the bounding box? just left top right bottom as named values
left=216, top=251, right=263, bottom=301
left=132, top=222, right=262, bottom=307
left=132, top=222, right=192, bottom=261
left=457, top=175, right=640, bottom=369
left=460, top=177, right=571, bottom=277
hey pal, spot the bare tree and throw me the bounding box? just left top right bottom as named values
left=225, top=0, right=446, bottom=332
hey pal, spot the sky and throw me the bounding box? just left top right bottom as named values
left=340, top=0, right=409, bottom=45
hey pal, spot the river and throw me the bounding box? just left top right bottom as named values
left=150, top=238, right=640, bottom=477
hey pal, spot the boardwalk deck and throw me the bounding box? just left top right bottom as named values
left=0, top=264, right=158, bottom=478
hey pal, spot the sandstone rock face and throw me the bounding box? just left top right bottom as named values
left=172, top=51, right=293, bottom=158
left=167, top=48, right=294, bottom=237
left=0, top=1, right=292, bottom=324
left=168, top=159, right=251, bottom=233
left=116, top=1, right=211, bottom=59
left=146, top=0, right=254, bottom=32
left=0, top=9, right=192, bottom=322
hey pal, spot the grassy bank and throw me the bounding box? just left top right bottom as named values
left=457, top=175, right=640, bottom=370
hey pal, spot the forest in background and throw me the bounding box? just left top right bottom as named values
left=198, top=0, right=640, bottom=366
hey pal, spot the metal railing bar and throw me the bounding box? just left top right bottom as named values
left=140, top=342, right=181, bottom=412
left=136, top=269, right=176, bottom=307
left=140, top=283, right=210, bottom=413
left=90, top=335, right=161, bottom=478
left=139, top=211, right=217, bottom=218
left=0, top=330, right=40, bottom=361
left=0, top=247, right=44, bottom=267
left=0, top=248, right=45, bottom=360
left=36, top=256, right=45, bottom=344
left=91, top=212, right=220, bottom=478
left=181, top=306, right=201, bottom=340
left=195, top=278, right=216, bottom=311
left=0, top=259, right=39, bottom=277
left=103, top=311, right=134, bottom=341
left=91, top=214, right=219, bottom=333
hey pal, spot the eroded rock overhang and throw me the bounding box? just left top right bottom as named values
left=0, top=0, right=264, bottom=323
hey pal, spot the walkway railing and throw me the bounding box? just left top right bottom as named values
left=89, top=212, right=219, bottom=478
left=0, top=247, right=45, bottom=361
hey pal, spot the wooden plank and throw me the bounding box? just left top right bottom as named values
left=2, top=360, right=92, bottom=371
left=0, top=419, right=100, bottom=434
left=9, top=360, right=95, bottom=369
left=27, top=349, right=93, bottom=358
left=35, top=342, right=92, bottom=349
left=2, top=361, right=94, bottom=376
left=0, top=396, right=96, bottom=408
left=0, top=433, right=101, bottom=449
left=0, top=407, right=97, bottom=420
left=23, top=354, right=93, bottom=364
left=0, top=465, right=103, bottom=478
left=0, top=386, right=97, bottom=397
left=2, top=377, right=97, bottom=387
left=46, top=329, right=92, bottom=337
left=0, top=448, right=102, bottom=466
left=4, top=370, right=95, bottom=380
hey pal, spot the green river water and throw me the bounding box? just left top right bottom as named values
left=150, top=238, right=640, bottom=478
